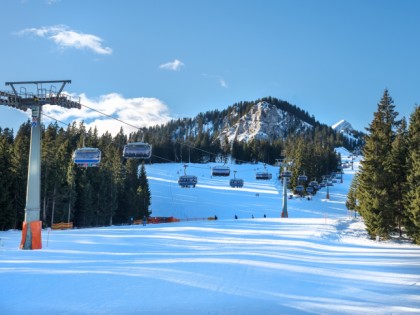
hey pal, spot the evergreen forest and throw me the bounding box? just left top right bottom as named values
left=346, top=90, right=420, bottom=244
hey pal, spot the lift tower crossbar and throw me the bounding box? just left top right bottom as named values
left=0, top=80, right=82, bottom=250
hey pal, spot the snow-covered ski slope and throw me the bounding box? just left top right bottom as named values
left=147, top=147, right=353, bottom=220
left=1, top=148, right=419, bottom=315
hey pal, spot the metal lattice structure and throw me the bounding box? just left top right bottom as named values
left=0, top=80, right=82, bottom=250
left=0, top=80, right=81, bottom=111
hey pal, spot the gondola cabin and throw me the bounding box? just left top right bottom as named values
left=123, top=142, right=152, bottom=159
left=256, top=172, right=272, bottom=180
left=178, top=175, right=198, bottom=188
left=230, top=178, right=244, bottom=188
left=72, top=147, right=101, bottom=167
left=212, top=166, right=230, bottom=177
left=306, top=186, right=314, bottom=194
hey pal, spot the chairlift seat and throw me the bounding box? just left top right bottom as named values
left=256, top=172, right=272, bottom=180
left=212, top=166, right=230, bottom=177
left=298, top=175, right=308, bottom=182
left=178, top=175, right=198, bottom=188
left=281, top=171, right=292, bottom=178
left=230, top=178, right=244, bottom=188
left=72, top=147, right=101, bottom=167
left=123, top=142, right=152, bottom=159
left=295, top=185, right=304, bottom=192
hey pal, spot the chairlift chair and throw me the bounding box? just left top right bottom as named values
left=72, top=147, right=101, bottom=167
left=306, top=186, right=314, bottom=194
left=256, top=172, right=272, bottom=180
left=230, top=170, right=244, bottom=188
left=212, top=166, right=230, bottom=177
left=295, top=185, right=304, bottom=193
left=123, top=142, right=152, bottom=159
left=297, top=174, right=308, bottom=182
left=308, top=180, right=319, bottom=191
left=281, top=170, right=292, bottom=178
left=256, top=164, right=272, bottom=180
left=178, top=164, right=197, bottom=188
left=178, top=175, right=198, bottom=188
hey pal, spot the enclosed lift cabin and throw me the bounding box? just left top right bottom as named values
left=178, top=164, right=197, bottom=188
left=123, top=142, right=152, bottom=159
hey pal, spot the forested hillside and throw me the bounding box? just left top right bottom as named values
left=0, top=96, right=361, bottom=231
left=144, top=96, right=362, bottom=164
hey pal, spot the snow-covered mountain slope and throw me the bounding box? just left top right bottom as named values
left=332, top=119, right=354, bottom=132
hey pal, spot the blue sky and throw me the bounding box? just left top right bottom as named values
left=1, top=0, right=419, bottom=135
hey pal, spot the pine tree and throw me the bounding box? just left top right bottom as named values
left=10, top=122, right=31, bottom=229
left=0, top=130, right=14, bottom=230
left=357, top=90, right=399, bottom=239
left=404, top=106, right=420, bottom=244
left=137, top=161, right=151, bottom=219
left=388, top=118, right=408, bottom=237
left=346, top=174, right=359, bottom=212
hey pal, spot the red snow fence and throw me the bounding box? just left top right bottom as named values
left=134, top=217, right=180, bottom=225
left=52, top=222, right=74, bottom=230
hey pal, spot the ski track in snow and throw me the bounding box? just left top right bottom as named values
left=1, top=149, right=419, bottom=315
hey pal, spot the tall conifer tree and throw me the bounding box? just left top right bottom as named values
left=357, top=90, right=399, bottom=239
left=404, top=106, right=420, bottom=244
left=137, top=161, right=151, bottom=219
left=0, top=130, right=14, bottom=230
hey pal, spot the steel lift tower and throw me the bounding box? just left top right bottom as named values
left=0, top=80, right=81, bottom=249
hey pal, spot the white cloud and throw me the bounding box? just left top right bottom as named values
left=202, top=73, right=228, bottom=88
left=17, top=25, right=112, bottom=55
left=42, top=93, right=172, bottom=136
left=159, top=59, right=185, bottom=71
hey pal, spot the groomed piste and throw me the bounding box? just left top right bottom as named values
left=1, top=149, right=419, bottom=315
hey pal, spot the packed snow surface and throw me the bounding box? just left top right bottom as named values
left=1, top=149, right=419, bottom=314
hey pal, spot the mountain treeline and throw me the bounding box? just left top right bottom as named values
left=0, top=122, right=151, bottom=231
left=142, top=97, right=361, bottom=165
left=346, top=90, right=420, bottom=244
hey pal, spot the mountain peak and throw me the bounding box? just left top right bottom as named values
left=332, top=120, right=353, bottom=132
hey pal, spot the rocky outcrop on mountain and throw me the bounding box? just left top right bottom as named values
left=218, top=101, right=313, bottom=144
left=332, top=120, right=354, bottom=133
